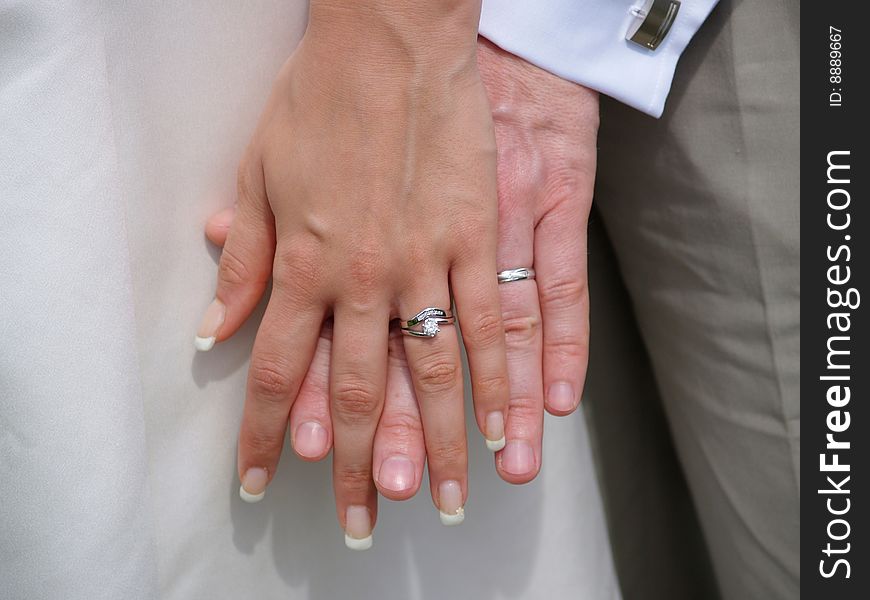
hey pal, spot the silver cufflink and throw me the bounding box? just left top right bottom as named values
left=626, top=0, right=681, bottom=51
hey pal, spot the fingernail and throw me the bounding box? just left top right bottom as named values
left=194, top=299, right=226, bottom=351
left=377, top=456, right=416, bottom=492
left=239, top=467, right=268, bottom=503
left=501, top=440, right=535, bottom=476
left=344, top=505, right=373, bottom=550
left=484, top=411, right=505, bottom=451
left=548, top=382, right=577, bottom=412
left=438, top=480, right=465, bottom=526
left=294, top=422, right=328, bottom=459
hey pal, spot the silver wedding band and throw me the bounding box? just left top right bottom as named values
left=401, top=270, right=532, bottom=338
left=400, top=307, right=455, bottom=338
left=497, top=267, right=536, bottom=284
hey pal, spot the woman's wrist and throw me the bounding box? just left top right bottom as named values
left=304, top=0, right=482, bottom=83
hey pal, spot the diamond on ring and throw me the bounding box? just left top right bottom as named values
left=400, top=307, right=455, bottom=338
left=422, top=319, right=440, bottom=336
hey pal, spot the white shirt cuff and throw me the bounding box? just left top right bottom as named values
left=479, top=0, right=720, bottom=117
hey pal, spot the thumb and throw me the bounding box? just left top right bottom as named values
left=195, top=159, right=275, bottom=351
left=205, top=205, right=236, bottom=248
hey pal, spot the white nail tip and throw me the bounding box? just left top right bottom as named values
left=345, top=534, right=373, bottom=551
left=439, top=507, right=465, bottom=526
left=239, top=485, right=265, bottom=503
left=194, top=336, right=216, bottom=352
left=485, top=436, right=506, bottom=452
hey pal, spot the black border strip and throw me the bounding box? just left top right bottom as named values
left=802, top=3, right=868, bottom=597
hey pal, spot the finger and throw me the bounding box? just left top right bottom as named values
left=483, top=107, right=548, bottom=483
left=535, top=198, right=591, bottom=416
left=195, top=161, right=275, bottom=351
left=205, top=205, right=236, bottom=247
left=450, top=256, right=509, bottom=452
left=400, top=282, right=467, bottom=526
left=372, top=326, right=426, bottom=501
left=493, top=210, right=544, bottom=483
left=288, top=319, right=334, bottom=461
left=330, top=303, right=389, bottom=551
left=237, top=281, right=324, bottom=502
left=494, top=279, right=544, bottom=483
left=208, top=205, right=336, bottom=461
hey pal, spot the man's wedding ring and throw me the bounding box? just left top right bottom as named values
left=497, top=267, right=536, bottom=284
left=400, top=307, right=455, bottom=338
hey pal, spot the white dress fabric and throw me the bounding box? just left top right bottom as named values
left=0, top=3, right=620, bottom=599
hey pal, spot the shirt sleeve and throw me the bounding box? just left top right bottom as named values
left=478, top=0, right=720, bottom=117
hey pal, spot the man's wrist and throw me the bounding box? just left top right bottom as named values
left=477, top=38, right=598, bottom=127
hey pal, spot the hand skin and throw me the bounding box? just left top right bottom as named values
left=204, top=36, right=599, bottom=529
left=478, top=38, right=598, bottom=481
left=195, top=2, right=512, bottom=548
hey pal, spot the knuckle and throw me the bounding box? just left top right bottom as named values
left=333, top=379, right=382, bottom=423
left=502, top=313, right=542, bottom=346
left=236, top=163, right=250, bottom=197
left=241, top=427, right=284, bottom=459
left=456, top=214, right=490, bottom=240
left=249, top=355, right=295, bottom=402
left=402, top=238, right=444, bottom=272
left=539, top=276, right=587, bottom=309
left=218, top=246, right=252, bottom=288
left=545, top=168, right=585, bottom=201
left=346, top=244, right=387, bottom=296
left=454, top=224, right=494, bottom=260
left=507, top=399, right=544, bottom=424
left=273, top=243, right=321, bottom=293
left=464, top=311, right=504, bottom=349
left=541, top=157, right=596, bottom=207
left=378, top=410, right=423, bottom=444
left=474, top=373, right=509, bottom=402
left=546, top=334, right=588, bottom=362
left=348, top=241, right=385, bottom=273
left=236, top=161, right=262, bottom=206
left=413, top=356, right=460, bottom=395
left=338, top=462, right=373, bottom=493
left=428, top=440, right=467, bottom=468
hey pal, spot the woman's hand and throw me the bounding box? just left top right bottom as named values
left=202, top=35, right=599, bottom=536
left=195, top=2, right=510, bottom=548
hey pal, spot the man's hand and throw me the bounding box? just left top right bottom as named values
left=478, top=38, right=598, bottom=481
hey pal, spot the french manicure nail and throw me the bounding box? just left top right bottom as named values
left=239, top=467, right=268, bottom=503
left=194, top=298, right=226, bottom=351
left=548, top=382, right=577, bottom=412
left=294, top=422, right=328, bottom=459
left=485, top=411, right=505, bottom=451
left=438, top=480, right=465, bottom=526
left=501, top=440, right=535, bottom=476
left=344, top=505, right=373, bottom=550
left=377, top=455, right=416, bottom=493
